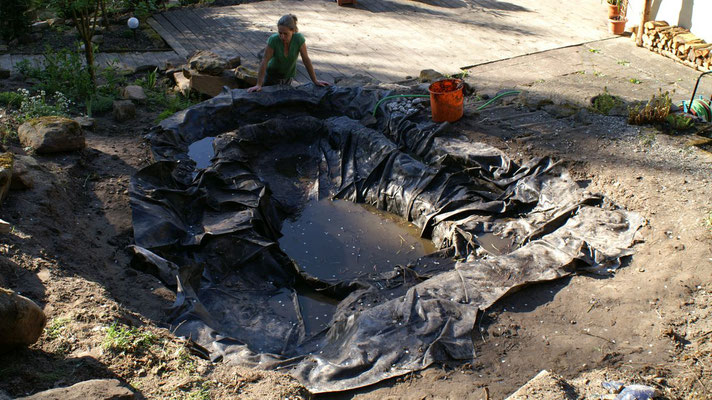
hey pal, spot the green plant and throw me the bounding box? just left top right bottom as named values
left=589, top=48, right=601, bottom=53
left=45, top=317, right=71, bottom=340
left=15, top=88, right=73, bottom=121
left=134, top=0, right=158, bottom=20
left=591, top=88, right=622, bottom=115
left=0, top=91, right=24, bottom=107
left=19, top=46, right=95, bottom=104
left=706, top=211, right=712, bottom=231
left=629, top=78, right=642, bottom=84
left=617, top=60, right=630, bottom=66
left=48, top=0, right=102, bottom=82
left=185, top=383, right=211, bottom=400
left=153, top=92, right=198, bottom=122
left=87, top=93, right=115, bottom=116
left=103, top=323, right=158, bottom=354
left=666, top=113, right=695, bottom=132
left=628, top=90, right=672, bottom=125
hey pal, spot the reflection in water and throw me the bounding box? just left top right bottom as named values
left=188, top=136, right=215, bottom=169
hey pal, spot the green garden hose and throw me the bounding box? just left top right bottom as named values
left=475, top=91, right=521, bottom=110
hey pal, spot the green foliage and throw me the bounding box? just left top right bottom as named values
left=19, top=46, right=95, bottom=104
left=153, top=92, right=197, bottom=123
left=103, top=323, right=158, bottom=354
left=0, top=0, right=31, bottom=41
left=628, top=90, right=672, bottom=125
left=629, top=78, right=642, bottom=84
left=15, top=88, right=73, bottom=121
left=134, top=0, right=158, bottom=20
left=591, top=88, right=623, bottom=115
left=185, top=383, right=212, bottom=400
left=45, top=317, right=71, bottom=340
left=0, top=91, right=24, bottom=107
left=666, top=113, right=695, bottom=132
left=589, top=48, right=601, bottom=54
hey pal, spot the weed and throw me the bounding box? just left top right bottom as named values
left=0, top=91, right=24, bottom=107
left=103, top=323, right=158, bottom=354
left=589, top=48, right=601, bottom=53
left=87, top=93, right=115, bottom=117
left=153, top=92, right=198, bottom=122
left=706, top=211, right=712, bottom=231
left=639, top=130, right=657, bottom=146
left=617, top=60, right=630, bottom=66
left=185, top=383, right=211, bottom=400
left=593, top=71, right=606, bottom=77
left=1, top=122, right=17, bottom=145
left=629, top=78, right=642, bottom=84
left=45, top=316, right=71, bottom=340
left=628, top=90, right=672, bottom=125
left=591, top=88, right=622, bottom=115
left=666, top=113, right=695, bottom=133
left=16, top=88, right=73, bottom=121
left=575, top=70, right=587, bottom=75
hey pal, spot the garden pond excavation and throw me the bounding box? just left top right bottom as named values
left=1, top=60, right=712, bottom=399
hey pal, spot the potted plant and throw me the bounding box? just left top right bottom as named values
left=608, top=0, right=627, bottom=35
left=607, top=0, right=621, bottom=18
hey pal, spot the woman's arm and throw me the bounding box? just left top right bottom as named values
left=299, top=43, right=329, bottom=87
left=248, top=46, right=274, bottom=93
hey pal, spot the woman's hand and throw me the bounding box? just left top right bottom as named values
left=247, top=85, right=262, bottom=93
left=313, top=80, right=330, bottom=87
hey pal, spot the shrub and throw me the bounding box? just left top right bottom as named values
left=0, top=91, right=24, bottom=107
left=591, top=88, right=623, bottom=115
left=18, top=46, right=95, bottom=104
left=628, top=90, right=672, bottom=125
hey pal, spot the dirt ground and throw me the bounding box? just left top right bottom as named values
left=1, top=36, right=711, bottom=399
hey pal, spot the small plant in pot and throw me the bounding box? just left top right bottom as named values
left=606, top=0, right=621, bottom=18
left=608, top=0, right=627, bottom=35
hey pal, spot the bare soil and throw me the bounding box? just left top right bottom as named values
left=1, top=45, right=711, bottom=399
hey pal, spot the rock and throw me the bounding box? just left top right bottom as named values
left=505, top=370, right=576, bottom=400
left=0, top=288, right=46, bottom=351
left=0, top=153, right=13, bottom=203
left=91, top=34, right=104, bottom=44
left=188, top=50, right=228, bottom=76
left=121, top=85, right=147, bottom=103
left=0, top=219, right=10, bottom=234
left=47, top=18, right=65, bottom=27
left=188, top=70, right=240, bottom=97
left=113, top=100, right=136, bottom=122
left=227, top=55, right=241, bottom=69
left=164, top=57, right=187, bottom=71
left=31, top=21, right=50, bottom=32
left=11, top=155, right=39, bottom=190
left=173, top=71, right=191, bottom=96
left=17, top=379, right=135, bottom=400
left=234, top=65, right=258, bottom=87
left=0, top=68, right=10, bottom=79
left=419, top=69, right=444, bottom=83
left=74, top=116, right=95, bottom=131
left=18, top=117, right=85, bottom=154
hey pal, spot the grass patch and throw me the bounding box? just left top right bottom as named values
left=0, top=91, right=24, bottom=107
left=45, top=316, right=71, bottom=340
left=103, top=323, right=158, bottom=354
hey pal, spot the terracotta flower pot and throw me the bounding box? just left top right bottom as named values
left=608, top=18, right=627, bottom=35
left=607, top=4, right=621, bottom=18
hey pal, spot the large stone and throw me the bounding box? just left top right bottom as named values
left=74, top=116, right=95, bottom=131
left=113, top=100, right=136, bottom=122
left=234, top=65, right=258, bottom=87
left=31, top=21, right=50, bottom=32
left=11, top=155, right=40, bottom=190
left=188, top=50, right=228, bottom=76
left=121, top=85, right=147, bottom=103
left=17, top=379, right=136, bottom=400
left=505, top=370, right=576, bottom=400
left=173, top=71, right=191, bottom=96
left=18, top=117, right=85, bottom=154
left=0, top=288, right=46, bottom=351
left=91, top=34, right=104, bottom=44
left=419, top=69, right=444, bottom=83
left=0, top=153, right=12, bottom=203
left=188, top=70, right=240, bottom=97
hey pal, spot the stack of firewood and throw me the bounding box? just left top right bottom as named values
left=640, top=21, right=711, bottom=72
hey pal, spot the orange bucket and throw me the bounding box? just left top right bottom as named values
left=428, top=79, right=464, bottom=123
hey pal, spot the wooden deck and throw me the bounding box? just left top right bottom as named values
left=148, top=0, right=613, bottom=84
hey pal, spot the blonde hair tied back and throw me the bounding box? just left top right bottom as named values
left=278, top=14, right=298, bottom=32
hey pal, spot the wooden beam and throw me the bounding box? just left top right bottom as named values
left=636, top=0, right=651, bottom=47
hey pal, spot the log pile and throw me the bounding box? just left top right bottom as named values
left=640, top=21, right=712, bottom=72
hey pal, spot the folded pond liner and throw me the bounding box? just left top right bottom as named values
left=129, top=84, right=644, bottom=393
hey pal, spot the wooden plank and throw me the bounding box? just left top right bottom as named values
left=147, top=16, right=190, bottom=58
left=153, top=13, right=199, bottom=55
left=162, top=10, right=213, bottom=52
left=188, top=8, right=251, bottom=59
left=196, top=7, right=264, bottom=59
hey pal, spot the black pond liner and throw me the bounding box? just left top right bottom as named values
left=129, top=84, right=644, bottom=393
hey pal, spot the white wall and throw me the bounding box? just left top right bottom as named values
left=627, top=0, right=712, bottom=42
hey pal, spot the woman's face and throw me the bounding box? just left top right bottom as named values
left=278, top=25, right=294, bottom=44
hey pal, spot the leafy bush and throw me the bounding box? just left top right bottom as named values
left=591, top=88, right=623, bottom=115
left=0, top=0, right=31, bottom=41
left=18, top=46, right=95, bottom=104
left=0, top=91, right=24, bottom=107
left=628, top=90, right=672, bottom=125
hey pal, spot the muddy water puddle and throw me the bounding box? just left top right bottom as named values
left=278, top=199, right=436, bottom=335
left=279, top=199, right=436, bottom=281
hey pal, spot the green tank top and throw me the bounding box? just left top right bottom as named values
left=266, top=33, right=305, bottom=79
